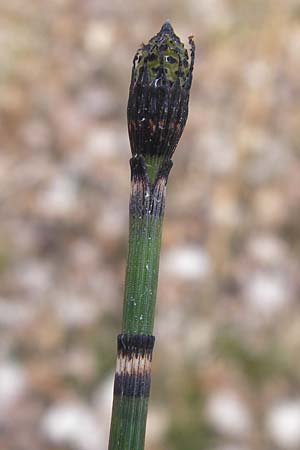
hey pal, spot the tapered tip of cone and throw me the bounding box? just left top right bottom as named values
left=160, top=20, right=175, bottom=35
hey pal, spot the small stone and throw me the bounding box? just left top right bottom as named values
left=0, top=299, right=37, bottom=328
left=85, top=128, right=120, bottom=159
left=84, top=21, right=115, bottom=54
left=146, top=408, right=169, bottom=444
left=206, top=390, right=252, bottom=436
left=79, top=87, right=117, bottom=119
left=94, top=374, right=114, bottom=444
left=161, top=245, right=211, bottom=280
left=37, top=175, right=78, bottom=218
left=188, top=0, right=233, bottom=28
left=54, top=294, right=100, bottom=328
left=20, top=119, right=51, bottom=152
left=211, top=185, right=241, bottom=226
left=254, top=188, right=286, bottom=226
left=0, top=362, right=27, bottom=415
left=247, top=233, right=287, bottom=265
left=41, top=401, right=104, bottom=450
left=244, top=60, right=272, bottom=89
left=96, top=206, right=127, bottom=241
left=267, top=400, right=300, bottom=448
left=244, top=271, right=289, bottom=315
left=15, top=260, right=52, bottom=295
left=197, top=130, right=237, bottom=175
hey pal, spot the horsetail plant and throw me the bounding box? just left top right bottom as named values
left=108, top=21, right=195, bottom=450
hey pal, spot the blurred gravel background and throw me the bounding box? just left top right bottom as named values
left=1, top=1, right=300, bottom=449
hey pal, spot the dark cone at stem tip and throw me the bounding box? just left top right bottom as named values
left=127, top=21, right=195, bottom=179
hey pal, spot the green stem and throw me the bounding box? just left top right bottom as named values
left=109, top=396, right=149, bottom=450
left=122, top=213, right=163, bottom=334
left=108, top=157, right=169, bottom=450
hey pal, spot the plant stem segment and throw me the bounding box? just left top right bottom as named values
left=108, top=335, right=154, bottom=450
left=108, top=156, right=170, bottom=450
left=108, top=20, right=194, bottom=450
left=122, top=156, right=171, bottom=335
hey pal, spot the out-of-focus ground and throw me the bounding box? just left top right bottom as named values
left=1, top=0, right=300, bottom=449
